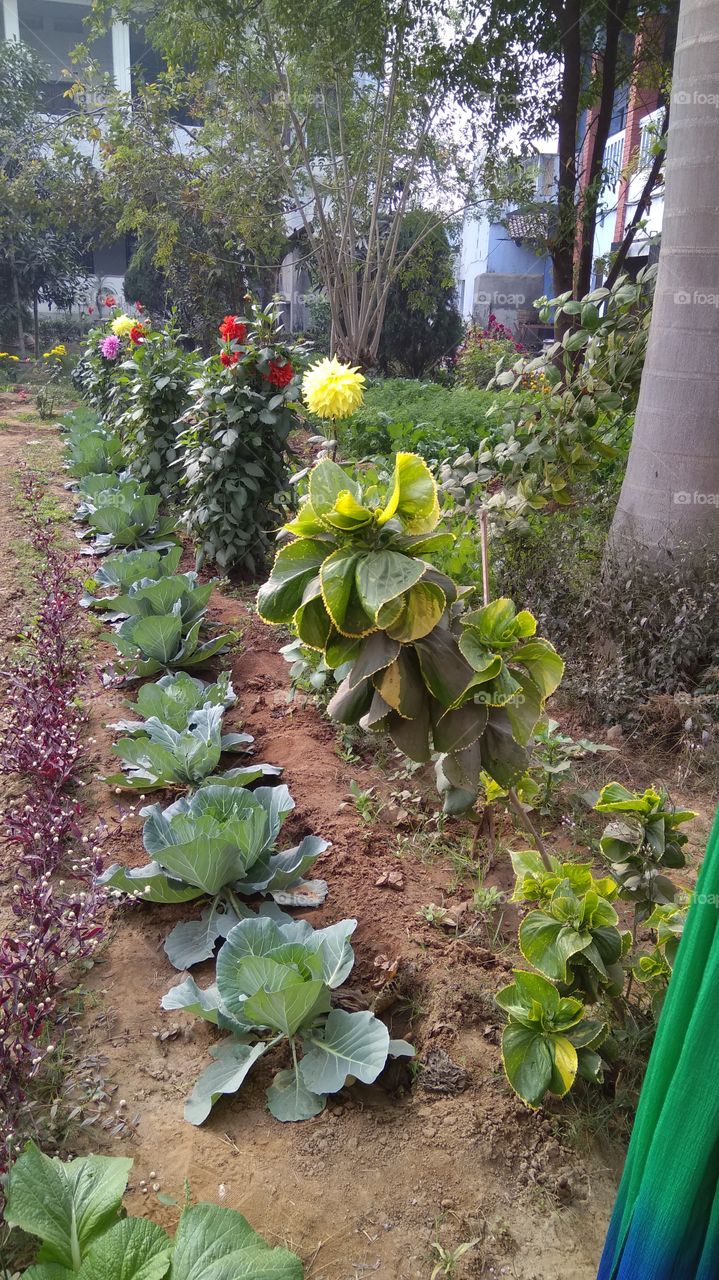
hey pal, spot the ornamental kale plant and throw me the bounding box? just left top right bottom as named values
left=162, top=909, right=413, bottom=1124
left=103, top=703, right=278, bottom=791
left=101, top=782, right=328, bottom=968
left=117, top=318, right=200, bottom=498
left=176, top=299, right=304, bottom=572
left=6, top=1142, right=303, bottom=1280
left=257, top=453, right=563, bottom=813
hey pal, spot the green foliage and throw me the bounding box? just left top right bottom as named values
left=530, top=717, right=614, bottom=811
left=455, top=315, right=524, bottom=390
left=81, top=487, right=179, bottom=553
left=258, top=454, right=563, bottom=811
left=72, top=326, right=129, bottom=418
left=103, top=704, right=277, bottom=792
left=496, top=970, right=608, bottom=1109
left=340, top=379, right=508, bottom=461
left=177, top=300, right=304, bottom=572
left=61, top=410, right=124, bottom=478
left=109, top=670, right=236, bottom=733
left=102, top=782, right=328, bottom=967
left=80, top=545, right=184, bottom=610
left=108, top=611, right=236, bottom=682
left=117, top=320, right=200, bottom=497
left=377, top=212, right=462, bottom=378
left=162, top=909, right=413, bottom=1124
left=6, top=1141, right=303, bottom=1279
left=594, top=783, right=696, bottom=920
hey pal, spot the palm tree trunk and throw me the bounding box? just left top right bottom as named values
left=608, top=0, right=719, bottom=565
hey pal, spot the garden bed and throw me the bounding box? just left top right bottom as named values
left=0, top=392, right=714, bottom=1279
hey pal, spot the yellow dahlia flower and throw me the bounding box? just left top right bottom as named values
left=111, top=314, right=135, bottom=337
left=302, top=356, right=365, bottom=420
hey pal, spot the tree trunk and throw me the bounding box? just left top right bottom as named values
left=33, top=292, right=39, bottom=360
left=8, top=234, right=25, bottom=359
left=552, top=0, right=582, bottom=339
left=608, top=0, right=719, bottom=565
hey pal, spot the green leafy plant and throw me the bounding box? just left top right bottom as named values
left=511, top=849, right=629, bottom=1002
left=177, top=299, right=304, bottom=571
left=117, top=318, right=199, bottom=497
left=107, top=609, right=236, bottom=681
left=530, top=717, right=614, bottom=811
left=496, top=969, right=608, bottom=1108
left=80, top=545, right=184, bottom=610
left=163, top=908, right=413, bottom=1124
left=109, top=669, right=236, bottom=734
left=6, top=1141, right=303, bottom=1279
left=594, top=783, right=696, bottom=919
left=105, top=573, right=214, bottom=628
left=101, top=782, right=328, bottom=966
left=257, top=454, right=563, bottom=813
left=78, top=486, right=179, bottom=554
left=61, top=411, right=124, bottom=478
left=430, top=1238, right=481, bottom=1279
left=632, top=900, right=689, bottom=1017
left=103, top=704, right=278, bottom=791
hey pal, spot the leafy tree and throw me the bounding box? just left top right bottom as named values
left=0, top=43, right=102, bottom=355
left=87, top=0, right=548, bottom=366
left=377, top=211, right=462, bottom=377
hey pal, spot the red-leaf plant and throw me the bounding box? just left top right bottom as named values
left=0, top=471, right=107, bottom=1182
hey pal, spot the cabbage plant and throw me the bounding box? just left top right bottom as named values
left=162, top=908, right=413, bottom=1123
left=108, top=574, right=214, bottom=627
left=103, top=704, right=278, bottom=792
left=108, top=609, right=235, bottom=681
left=102, top=783, right=328, bottom=967
left=74, top=472, right=140, bottom=520
left=6, top=1142, right=303, bottom=1280
left=257, top=454, right=563, bottom=813
left=109, top=670, right=236, bottom=734
left=62, top=413, right=124, bottom=477
left=81, top=545, right=184, bottom=608
left=78, top=488, right=179, bottom=554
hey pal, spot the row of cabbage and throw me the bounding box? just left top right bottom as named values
left=61, top=404, right=414, bottom=1127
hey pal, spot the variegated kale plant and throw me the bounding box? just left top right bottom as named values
left=257, top=453, right=563, bottom=813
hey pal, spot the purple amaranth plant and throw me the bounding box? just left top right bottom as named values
left=0, top=470, right=107, bottom=1183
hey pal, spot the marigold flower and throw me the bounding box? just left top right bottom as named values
left=129, top=323, right=146, bottom=345
left=100, top=335, right=121, bottom=359
left=220, top=349, right=239, bottom=367
left=219, top=315, right=247, bottom=343
left=265, top=358, right=294, bottom=389
left=302, top=356, right=365, bottom=420
left=111, top=314, right=135, bottom=337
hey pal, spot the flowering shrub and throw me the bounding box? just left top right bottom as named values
left=0, top=472, right=107, bottom=1180
left=455, top=314, right=525, bottom=389
left=116, top=318, right=200, bottom=498
left=176, top=298, right=304, bottom=572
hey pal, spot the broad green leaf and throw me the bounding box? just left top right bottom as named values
left=381, top=580, right=446, bottom=643
left=164, top=900, right=249, bottom=969
left=184, top=1040, right=272, bottom=1126
left=299, top=1009, right=390, bottom=1094
left=376, top=452, right=439, bottom=533
left=130, top=614, right=183, bottom=664
left=99, top=861, right=202, bottom=904
left=320, top=549, right=375, bottom=637
left=75, top=1218, right=171, bottom=1280
left=257, top=539, right=327, bottom=624
left=501, top=1024, right=554, bottom=1108
left=6, top=1143, right=133, bottom=1271
left=266, top=1067, right=326, bottom=1122
left=309, top=459, right=362, bottom=522
left=171, top=1203, right=303, bottom=1280
left=354, top=550, right=424, bottom=617
left=414, top=627, right=475, bottom=707
left=511, top=639, right=564, bottom=700
left=346, top=631, right=400, bottom=690
left=519, top=912, right=588, bottom=982
left=243, top=973, right=330, bottom=1038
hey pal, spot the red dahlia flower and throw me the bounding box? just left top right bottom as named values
left=129, top=323, right=146, bottom=345
left=104, top=295, right=116, bottom=306
left=219, top=315, right=247, bottom=343
left=265, top=358, right=294, bottom=389
left=220, top=349, right=239, bottom=367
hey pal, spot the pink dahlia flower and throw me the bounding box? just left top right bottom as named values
left=100, top=334, right=121, bottom=359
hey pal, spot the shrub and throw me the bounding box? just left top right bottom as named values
left=455, top=314, right=525, bottom=389
left=117, top=318, right=200, bottom=497
left=340, top=378, right=515, bottom=461
left=176, top=299, right=305, bottom=572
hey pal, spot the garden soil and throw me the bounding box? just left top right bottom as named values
left=0, top=396, right=713, bottom=1280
